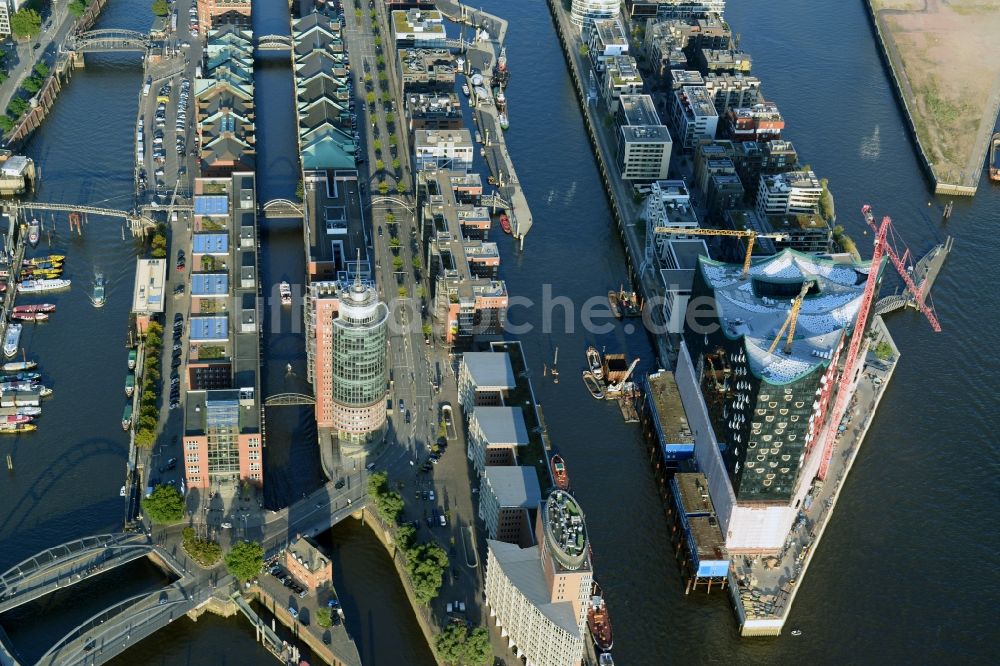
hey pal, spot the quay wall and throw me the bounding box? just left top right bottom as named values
left=863, top=1, right=982, bottom=196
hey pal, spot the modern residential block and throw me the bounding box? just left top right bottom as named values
left=670, top=85, right=719, bottom=151
left=479, top=466, right=542, bottom=543
left=616, top=95, right=673, bottom=181
left=467, top=406, right=530, bottom=475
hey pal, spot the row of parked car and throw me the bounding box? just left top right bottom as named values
left=268, top=564, right=308, bottom=599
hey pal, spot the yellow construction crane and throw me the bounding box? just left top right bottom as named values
left=767, top=280, right=815, bottom=355
left=653, top=227, right=789, bottom=277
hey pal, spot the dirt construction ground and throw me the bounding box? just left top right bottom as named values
left=872, top=0, right=1000, bottom=185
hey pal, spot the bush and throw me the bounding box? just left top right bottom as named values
left=316, top=607, right=332, bottom=628
left=7, top=98, right=28, bottom=118
left=68, top=0, right=88, bottom=18
left=875, top=341, right=893, bottom=361
left=143, top=485, right=184, bottom=523
left=33, top=62, right=48, bottom=78
left=0, top=116, right=14, bottom=132
left=151, top=0, right=169, bottom=17
left=21, top=77, right=42, bottom=94
left=182, top=528, right=222, bottom=566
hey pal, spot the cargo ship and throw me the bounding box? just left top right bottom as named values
left=991, top=132, right=1000, bottom=182
left=550, top=454, right=570, bottom=491
left=587, top=580, right=614, bottom=653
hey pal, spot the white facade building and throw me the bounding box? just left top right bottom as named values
left=570, top=0, right=618, bottom=31
left=617, top=94, right=672, bottom=181
left=414, top=129, right=474, bottom=172
left=754, top=170, right=822, bottom=218
left=670, top=85, right=719, bottom=151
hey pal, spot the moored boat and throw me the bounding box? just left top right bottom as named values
left=25, top=255, right=64, bottom=265
left=1, top=414, right=32, bottom=424
left=582, top=371, right=605, bottom=400
left=586, top=345, right=603, bottom=380
left=18, top=279, right=71, bottom=293
left=462, top=83, right=470, bottom=96
left=498, top=112, right=509, bottom=131
left=12, top=304, right=55, bottom=314
left=551, top=454, right=570, bottom=491
left=4, top=371, right=39, bottom=381
left=279, top=281, right=292, bottom=306
left=122, top=403, right=133, bottom=430
left=0, top=380, right=37, bottom=392
left=27, top=219, right=40, bottom=247
left=599, top=654, right=615, bottom=666
left=93, top=273, right=106, bottom=307
left=499, top=213, right=511, bottom=234
left=11, top=312, right=47, bottom=322
left=607, top=288, right=641, bottom=319
left=3, top=323, right=22, bottom=358
left=127, top=348, right=137, bottom=370
left=0, top=422, right=36, bottom=434
left=125, top=372, right=135, bottom=397
left=587, top=580, right=614, bottom=653
left=2, top=360, right=37, bottom=372
left=991, top=132, right=1000, bottom=182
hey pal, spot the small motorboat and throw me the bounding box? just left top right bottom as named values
left=27, top=219, right=40, bottom=247
left=1, top=360, right=37, bottom=372
left=791, top=629, right=802, bottom=637
left=119, top=485, right=127, bottom=497
left=279, top=281, right=292, bottom=306
left=0, top=422, right=36, bottom=434
left=582, top=371, right=605, bottom=400
left=586, top=345, right=603, bottom=380
left=499, top=213, right=511, bottom=234
left=93, top=272, right=107, bottom=308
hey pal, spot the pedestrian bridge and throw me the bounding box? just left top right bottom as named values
left=264, top=393, right=315, bottom=406
left=261, top=199, right=304, bottom=218
left=66, top=29, right=151, bottom=53
left=256, top=34, right=293, bottom=51
left=7, top=201, right=157, bottom=235
left=0, top=533, right=152, bottom=615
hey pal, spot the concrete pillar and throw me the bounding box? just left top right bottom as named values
left=73, top=52, right=85, bottom=69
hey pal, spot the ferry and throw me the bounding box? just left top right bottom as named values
left=18, top=279, right=71, bottom=293
left=586, top=345, right=603, bottom=380
left=499, top=213, right=511, bottom=234
left=93, top=273, right=106, bottom=307
left=125, top=372, right=135, bottom=398
left=0, top=423, right=36, bottom=434
left=122, top=403, right=133, bottom=430
left=11, top=312, right=47, bottom=323
left=2, top=360, right=37, bottom=372
left=279, top=281, right=292, bottom=306
left=550, top=454, right=570, bottom=491
left=582, top=371, right=605, bottom=400
left=991, top=132, right=1000, bottom=182
left=27, top=219, right=40, bottom=247
left=128, top=348, right=137, bottom=370
left=587, top=580, right=614, bottom=653
left=12, top=304, right=55, bottom=314
left=3, top=323, right=22, bottom=358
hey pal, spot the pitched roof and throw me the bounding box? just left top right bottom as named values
left=301, top=132, right=356, bottom=170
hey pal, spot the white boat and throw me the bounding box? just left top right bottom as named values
left=119, top=485, right=127, bottom=497
left=499, top=112, right=509, bottom=131
left=279, top=281, right=292, bottom=306
left=1, top=361, right=36, bottom=372
left=3, top=323, right=22, bottom=358
left=93, top=273, right=106, bottom=307
left=462, top=83, right=470, bottom=96
left=27, top=219, right=40, bottom=247
left=18, top=279, right=71, bottom=293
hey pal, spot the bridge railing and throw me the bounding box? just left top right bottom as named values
left=0, top=533, right=147, bottom=592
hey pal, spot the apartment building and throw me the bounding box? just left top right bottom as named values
left=755, top=170, right=830, bottom=253
left=183, top=173, right=261, bottom=490
left=732, top=139, right=798, bottom=202
left=467, top=406, right=530, bottom=475
left=601, top=54, right=644, bottom=112
left=670, top=85, right=719, bottom=151
left=197, top=0, right=252, bottom=33
left=284, top=537, right=333, bottom=593
left=726, top=102, right=784, bottom=143
left=658, top=238, right=710, bottom=335
left=404, top=91, right=463, bottom=131
left=616, top=94, right=672, bottom=181
left=391, top=8, right=447, bottom=47
left=588, top=19, right=629, bottom=73
left=397, top=48, right=458, bottom=92
left=693, top=48, right=752, bottom=76
left=703, top=73, right=762, bottom=115
left=0, top=5, right=10, bottom=38
left=479, top=467, right=542, bottom=543
left=414, top=129, right=473, bottom=171
left=485, top=490, right=593, bottom=666
left=458, top=351, right=516, bottom=410
left=644, top=179, right=701, bottom=264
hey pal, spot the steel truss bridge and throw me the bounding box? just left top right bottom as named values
left=261, top=198, right=304, bottom=218
left=7, top=201, right=157, bottom=234
left=66, top=29, right=151, bottom=54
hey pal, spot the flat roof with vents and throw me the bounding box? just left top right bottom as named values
left=194, top=195, right=229, bottom=216
left=132, top=259, right=167, bottom=315
left=192, top=273, right=229, bottom=296
left=189, top=315, right=229, bottom=341
left=193, top=233, right=229, bottom=254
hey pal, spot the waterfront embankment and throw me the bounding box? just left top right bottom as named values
left=865, top=0, right=1000, bottom=196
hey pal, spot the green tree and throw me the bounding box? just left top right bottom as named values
left=411, top=257, right=422, bottom=270
left=375, top=159, right=385, bottom=172
left=398, top=286, right=408, bottom=298
left=396, top=181, right=407, bottom=195
left=367, top=471, right=405, bottom=523
left=354, top=8, right=362, bottom=19
left=316, top=607, right=333, bottom=627
left=366, top=91, right=376, bottom=106
left=378, top=70, right=388, bottom=82
left=225, top=541, right=264, bottom=582
left=295, top=178, right=304, bottom=200
left=385, top=112, right=395, bottom=125
left=405, top=542, right=448, bottom=605
left=68, top=0, right=88, bottom=18
left=11, top=8, right=42, bottom=39
left=182, top=528, right=222, bottom=566
left=0, top=116, right=15, bottom=133
left=389, top=237, right=401, bottom=250
left=135, top=428, right=156, bottom=447
left=391, top=158, right=401, bottom=172
left=369, top=8, right=377, bottom=18
left=384, top=212, right=395, bottom=225
left=7, top=98, right=28, bottom=117
left=151, top=0, right=170, bottom=17
left=21, top=77, right=41, bottom=94
left=416, top=285, right=425, bottom=299
left=378, top=181, right=389, bottom=195
left=33, top=62, right=49, bottom=78
left=381, top=90, right=391, bottom=104
left=463, top=628, right=491, bottom=666
left=373, top=35, right=381, bottom=47
left=436, top=623, right=491, bottom=665
left=392, top=255, right=403, bottom=270
left=372, top=139, right=381, bottom=152
left=578, top=43, right=589, bottom=57
left=389, top=134, right=398, bottom=147
left=376, top=54, right=385, bottom=68
left=875, top=341, right=893, bottom=361
left=422, top=323, right=432, bottom=339
left=143, top=485, right=184, bottom=523
left=818, top=177, right=834, bottom=221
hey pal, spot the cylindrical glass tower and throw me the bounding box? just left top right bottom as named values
left=570, top=0, right=618, bottom=29
left=331, top=281, right=389, bottom=448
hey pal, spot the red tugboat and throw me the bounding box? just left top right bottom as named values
left=499, top=213, right=511, bottom=234
left=550, top=454, right=570, bottom=490
left=587, top=580, right=614, bottom=653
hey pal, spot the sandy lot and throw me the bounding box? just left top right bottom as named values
left=872, top=0, right=1000, bottom=184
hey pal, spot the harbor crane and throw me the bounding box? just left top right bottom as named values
left=813, top=205, right=942, bottom=481
left=653, top=226, right=789, bottom=278
left=607, top=357, right=640, bottom=394
left=767, top=280, right=816, bottom=355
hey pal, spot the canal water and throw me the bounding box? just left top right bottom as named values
left=1, top=0, right=996, bottom=663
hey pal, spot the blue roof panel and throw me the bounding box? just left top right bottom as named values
left=191, top=273, right=229, bottom=295
left=192, top=233, right=229, bottom=254
left=189, top=316, right=229, bottom=341
left=194, top=195, right=229, bottom=215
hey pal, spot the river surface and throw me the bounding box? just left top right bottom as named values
left=1, top=0, right=996, bottom=663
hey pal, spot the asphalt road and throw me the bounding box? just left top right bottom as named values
left=0, top=2, right=73, bottom=127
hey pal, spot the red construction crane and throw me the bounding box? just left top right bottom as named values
left=814, top=205, right=941, bottom=480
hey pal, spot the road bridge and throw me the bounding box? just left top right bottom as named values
left=0, top=533, right=152, bottom=615
left=66, top=29, right=151, bottom=54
